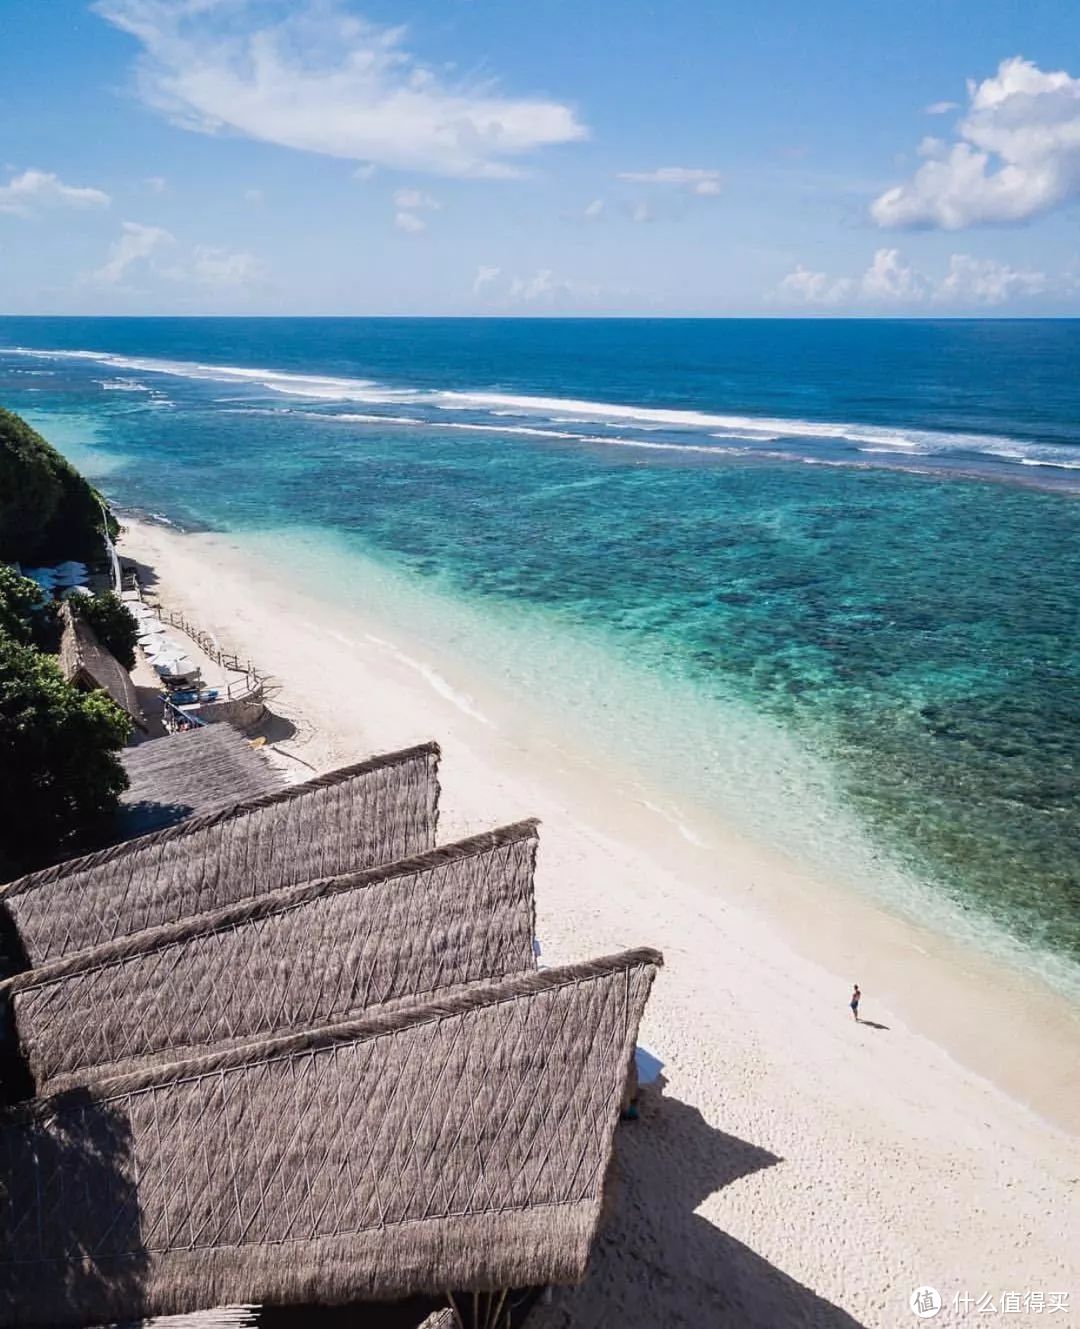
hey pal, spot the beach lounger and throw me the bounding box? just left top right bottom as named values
left=0, top=821, right=539, bottom=1099
left=0, top=743, right=441, bottom=979
left=0, top=949, right=661, bottom=1329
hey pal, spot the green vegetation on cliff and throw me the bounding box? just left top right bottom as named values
left=0, top=412, right=130, bottom=876
left=0, top=406, right=118, bottom=566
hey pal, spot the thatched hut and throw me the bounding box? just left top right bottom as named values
left=116, top=727, right=282, bottom=841
left=0, top=743, right=440, bottom=979
left=1, top=821, right=540, bottom=1098
left=58, top=602, right=143, bottom=727
left=0, top=949, right=661, bottom=1329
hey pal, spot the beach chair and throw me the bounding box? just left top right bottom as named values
left=0, top=949, right=662, bottom=1329
left=0, top=822, right=540, bottom=1098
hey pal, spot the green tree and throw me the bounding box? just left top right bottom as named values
left=0, top=407, right=118, bottom=566
left=76, top=591, right=139, bottom=669
left=0, top=565, right=58, bottom=649
left=0, top=637, right=131, bottom=877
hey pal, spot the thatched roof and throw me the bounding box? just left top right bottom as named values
left=58, top=603, right=143, bottom=725
left=0, top=949, right=661, bottom=1328
left=2, top=821, right=540, bottom=1098
left=0, top=744, right=440, bottom=980
left=116, top=728, right=282, bottom=841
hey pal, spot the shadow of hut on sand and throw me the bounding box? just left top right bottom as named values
left=531, top=1090, right=869, bottom=1329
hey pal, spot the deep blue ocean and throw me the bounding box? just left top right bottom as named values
left=1, top=317, right=1077, bottom=992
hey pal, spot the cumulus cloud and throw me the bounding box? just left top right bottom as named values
left=859, top=248, right=928, bottom=301
left=926, top=100, right=959, bottom=115
left=472, top=264, right=501, bottom=292
left=472, top=266, right=602, bottom=305
left=776, top=265, right=853, bottom=306
left=394, top=210, right=427, bottom=233
left=0, top=168, right=110, bottom=216
left=583, top=197, right=604, bottom=221
left=89, top=221, right=264, bottom=291
left=873, top=57, right=1080, bottom=228
left=777, top=247, right=1052, bottom=307
left=191, top=246, right=265, bottom=287
left=937, top=253, right=1047, bottom=303
left=393, top=188, right=439, bottom=210
left=94, top=0, right=586, bottom=178
left=92, top=221, right=175, bottom=284
left=617, top=166, right=722, bottom=196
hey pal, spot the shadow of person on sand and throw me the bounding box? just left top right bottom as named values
left=531, top=1088, right=869, bottom=1329
left=859, top=1020, right=890, bottom=1031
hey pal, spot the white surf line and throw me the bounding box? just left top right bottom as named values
left=9, top=343, right=1044, bottom=460
left=637, top=796, right=711, bottom=848
left=326, top=628, right=494, bottom=727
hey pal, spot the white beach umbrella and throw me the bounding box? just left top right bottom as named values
left=154, top=655, right=198, bottom=680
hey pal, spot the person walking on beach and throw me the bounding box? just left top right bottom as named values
left=850, top=984, right=861, bottom=1022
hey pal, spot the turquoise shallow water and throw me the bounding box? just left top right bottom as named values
left=0, top=318, right=1077, bottom=993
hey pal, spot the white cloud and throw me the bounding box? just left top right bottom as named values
left=777, top=247, right=1051, bottom=307
left=618, top=166, right=722, bottom=196
left=144, top=175, right=167, bottom=193
left=859, top=247, right=928, bottom=301
left=395, top=210, right=426, bottom=234
left=393, top=188, right=439, bottom=210
left=95, top=0, right=587, bottom=178
left=473, top=266, right=601, bottom=305
left=937, top=254, right=1047, bottom=304
left=776, top=265, right=853, bottom=306
left=926, top=100, right=960, bottom=115
left=583, top=197, right=604, bottom=221
left=629, top=199, right=655, bottom=224
left=472, top=264, right=500, bottom=292
left=92, top=221, right=175, bottom=284
left=873, top=57, right=1080, bottom=228
left=89, top=222, right=264, bottom=291
left=0, top=168, right=110, bottom=216
left=509, top=269, right=559, bottom=301
left=191, top=245, right=265, bottom=287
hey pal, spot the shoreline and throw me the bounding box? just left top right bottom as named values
left=119, top=515, right=1080, bottom=1326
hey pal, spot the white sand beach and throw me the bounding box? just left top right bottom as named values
left=120, top=517, right=1080, bottom=1329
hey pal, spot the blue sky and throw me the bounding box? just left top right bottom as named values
left=1, top=0, right=1078, bottom=315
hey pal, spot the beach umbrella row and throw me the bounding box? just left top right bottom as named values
left=23, top=562, right=90, bottom=593
left=126, top=602, right=200, bottom=680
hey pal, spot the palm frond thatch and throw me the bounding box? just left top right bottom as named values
left=0, top=949, right=661, bottom=1329
left=2, top=822, right=539, bottom=1097
left=58, top=603, right=142, bottom=725
left=116, top=728, right=282, bottom=842
left=0, top=744, right=440, bottom=979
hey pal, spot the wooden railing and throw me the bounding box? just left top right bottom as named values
left=146, top=603, right=270, bottom=704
